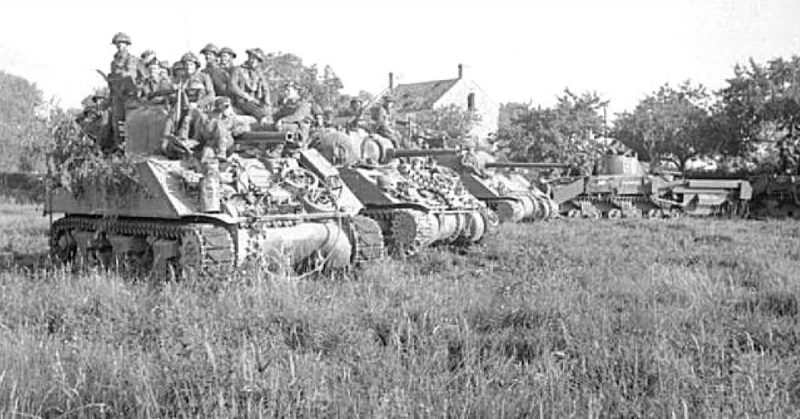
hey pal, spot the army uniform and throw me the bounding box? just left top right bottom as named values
left=373, top=100, right=399, bottom=146
left=76, top=96, right=113, bottom=150
left=229, top=49, right=272, bottom=123
left=274, top=84, right=313, bottom=143
left=139, top=61, right=174, bottom=104
left=108, top=32, right=144, bottom=147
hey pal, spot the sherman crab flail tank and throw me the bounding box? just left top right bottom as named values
left=311, top=130, right=494, bottom=254
left=46, top=106, right=385, bottom=278
left=434, top=149, right=567, bottom=223
left=549, top=154, right=752, bottom=218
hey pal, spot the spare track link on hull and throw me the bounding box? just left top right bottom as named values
left=350, top=215, right=386, bottom=263
left=50, top=216, right=235, bottom=279
left=362, top=208, right=438, bottom=256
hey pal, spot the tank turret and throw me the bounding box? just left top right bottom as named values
left=46, top=105, right=385, bottom=278
left=311, top=129, right=494, bottom=254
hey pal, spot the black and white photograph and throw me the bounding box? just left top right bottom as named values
left=1, top=0, right=799, bottom=416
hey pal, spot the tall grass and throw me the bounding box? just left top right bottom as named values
left=0, top=202, right=799, bottom=417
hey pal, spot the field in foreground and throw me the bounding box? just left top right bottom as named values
left=1, top=202, right=799, bottom=417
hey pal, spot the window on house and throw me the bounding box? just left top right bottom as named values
left=467, top=93, right=475, bottom=111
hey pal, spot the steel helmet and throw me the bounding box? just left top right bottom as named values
left=180, top=52, right=201, bottom=66
left=111, top=32, right=132, bottom=45
left=219, top=47, right=237, bottom=58
left=200, top=43, right=219, bottom=55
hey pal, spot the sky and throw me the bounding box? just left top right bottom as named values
left=1, top=0, right=799, bottom=117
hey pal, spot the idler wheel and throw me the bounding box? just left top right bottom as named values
left=389, top=209, right=437, bottom=255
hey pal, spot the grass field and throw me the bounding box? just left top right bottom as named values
left=0, top=200, right=799, bottom=417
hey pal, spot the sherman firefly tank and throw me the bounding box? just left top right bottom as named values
left=46, top=106, right=385, bottom=278
left=549, top=154, right=752, bottom=219
left=434, top=149, right=568, bottom=223
left=310, top=130, right=494, bottom=254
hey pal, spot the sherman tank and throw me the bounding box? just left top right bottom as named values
left=549, top=154, right=752, bottom=218
left=310, top=129, right=494, bottom=254
left=434, top=149, right=567, bottom=223
left=46, top=106, right=385, bottom=278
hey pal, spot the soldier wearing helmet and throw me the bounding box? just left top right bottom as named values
left=346, top=98, right=366, bottom=131
left=138, top=57, right=174, bottom=105
left=229, top=48, right=272, bottom=126
left=179, top=52, right=215, bottom=107
left=199, top=43, right=219, bottom=75
left=108, top=32, right=145, bottom=147
left=210, top=47, right=237, bottom=97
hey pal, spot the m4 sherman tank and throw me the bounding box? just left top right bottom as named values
left=434, top=149, right=567, bottom=223
left=310, top=130, right=494, bottom=254
left=46, top=106, right=385, bottom=278
left=549, top=154, right=752, bottom=219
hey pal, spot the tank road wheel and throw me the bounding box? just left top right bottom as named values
left=668, top=208, right=682, bottom=219
left=349, top=215, right=386, bottom=264
left=389, top=209, right=437, bottom=256
left=567, top=209, right=581, bottom=218
left=49, top=219, right=78, bottom=264
left=646, top=208, right=661, bottom=219
left=493, top=200, right=524, bottom=223
left=607, top=209, right=623, bottom=219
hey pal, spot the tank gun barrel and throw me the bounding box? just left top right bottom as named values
left=387, top=148, right=459, bottom=159
left=484, top=162, right=570, bottom=169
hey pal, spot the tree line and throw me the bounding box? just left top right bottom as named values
left=496, top=55, right=800, bottom=174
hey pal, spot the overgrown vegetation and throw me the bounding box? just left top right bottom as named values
left=1, top=201, right=798, bottom=417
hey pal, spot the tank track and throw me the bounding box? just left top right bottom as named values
left=50, top=216, right=235, bottom=279
left=491, top=199, right=525, bottom=223
left=362, top=208, right=438, bottom=256
left=349, top=215, right=386, bottom=263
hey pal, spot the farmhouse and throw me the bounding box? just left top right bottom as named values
left=386, top=64, right=498, bottom=140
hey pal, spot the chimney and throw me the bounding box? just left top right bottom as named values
left=389, top=72, right=394, bottom=89
left=458, top=64, right=463, bottom=79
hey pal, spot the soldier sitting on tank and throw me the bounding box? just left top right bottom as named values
left=211, top=47, right=237, bottom=98
left=138, top=58, right=174, bottom=105
left=371, top=95, right=399, bottom=147
left=229, top=49, right=272, bottom=127
left=163, top=53, right=216, bottom=142
left=274, top=82, right=314, bottom=145
left=199, top=43, right=219, bottom=75
left=346, top=98, right=367, bottom=131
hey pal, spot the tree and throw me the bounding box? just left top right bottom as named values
left=0, top=70, right=51, bottom=172
left=718, top=56, right=800, bottom=169
left=613, top=81, right=731, bottom=171
left=412, top=104, right=481, bottom=146
left=495, top=89, right=608, bottom=173
left=261, top=52, right=344, bottom=111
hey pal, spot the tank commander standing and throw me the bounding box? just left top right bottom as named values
left=274, top=82, right=314, bottom=145
left=211, top=47, right=236, bottom=98
left=229, top=48, right=272, bottom=126
left=108, top=32, right=144, bottom=146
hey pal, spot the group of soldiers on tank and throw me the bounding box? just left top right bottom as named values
left=83, top=32, right=404, bottom=159
left=94, top=33, right=323, bottom=158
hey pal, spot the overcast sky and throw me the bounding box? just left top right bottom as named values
left=1, top=0, right=798, bottom=117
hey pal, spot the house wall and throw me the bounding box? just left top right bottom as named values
left=433, top=78, right=498, bottom=139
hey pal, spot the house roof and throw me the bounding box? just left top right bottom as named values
left=391, top=78, right=460, bottom=112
